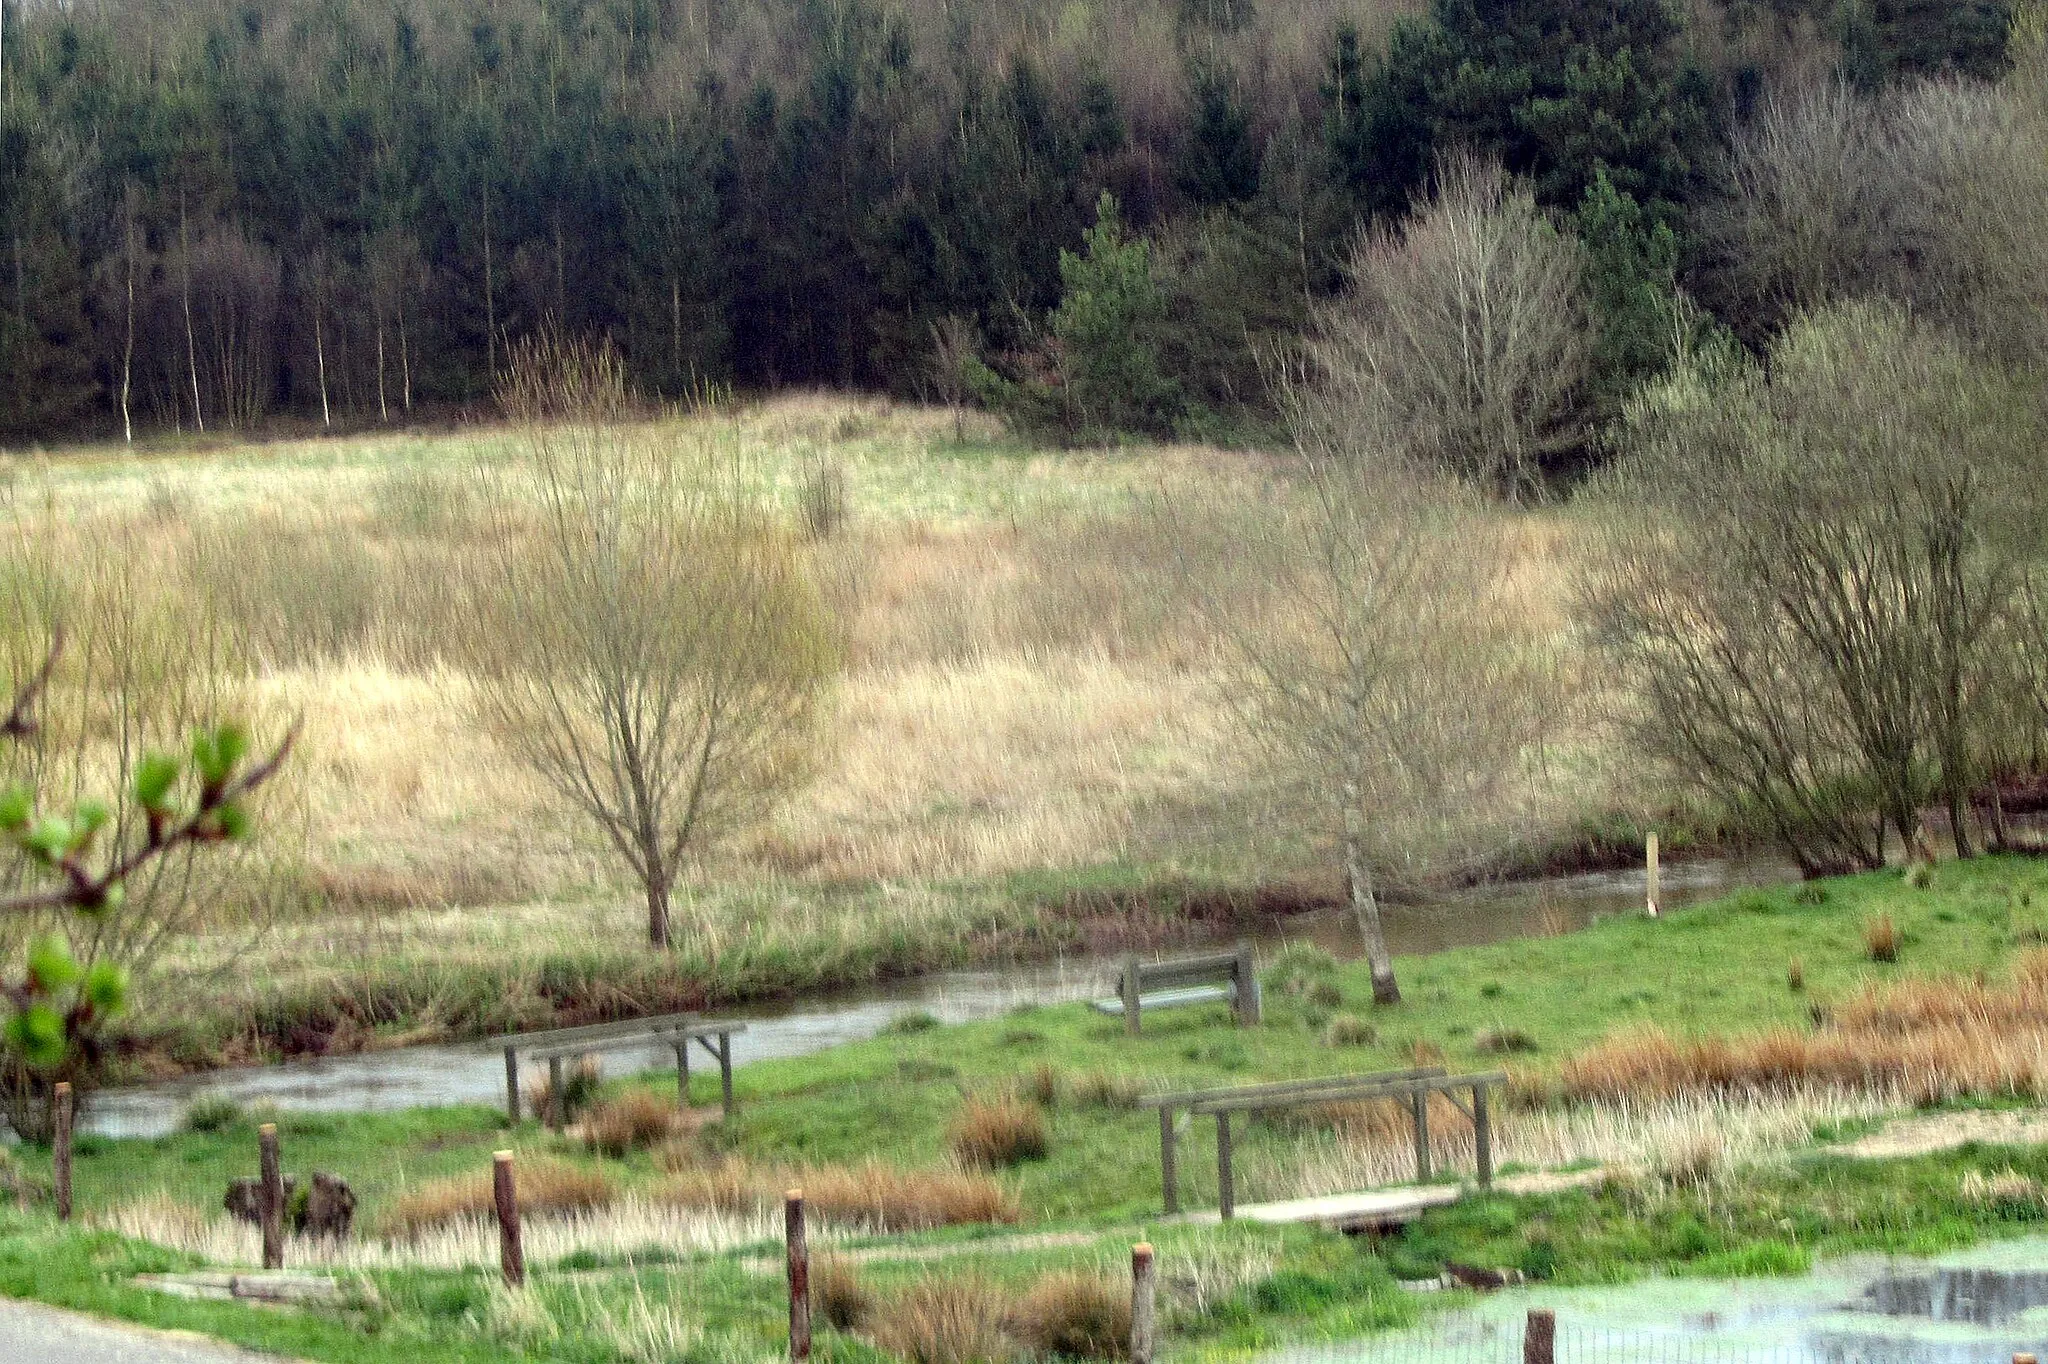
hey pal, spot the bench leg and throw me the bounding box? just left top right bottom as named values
left=504, top=1046, right=521, bottom=1124
left=1160, top=1107, right=1179, bottom=1216
left=1217, top=1113, right=1234, bottom=1221
left=720, top=1034, right=735, bottom=1118
left=1235, top=941, right=1260, bottom=1026
left=1411, top=1090, right=1430, bottom=1181
left=674, top=1042, right=691, bottom=1110
left=1122, top=955, right=1142, bottom=1037
left=548, top=1056, right=565, bottom=1133
left=1474, top=1084, right=1492, bottom=1189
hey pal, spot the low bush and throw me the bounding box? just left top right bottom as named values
left=1263, top=943, right=1339, bottom=1000
left=884, top=1011, right=941, bottom=1037
left=872, top=1275, right=1015, bottom=1364
left=1010, top=1272, right=1130, bottom=1360
left=1026, top=1062, right=1062, bottom=1108
left=583, top=1091, right=680, bottom=1157
left=1865, top=914, right=1900, bottom=963
left=1475, top=1026, right=1536, bottom=1055
left=1787, top=958, right=1805, bottom=992
left=383, top=1158, right=614, bottom=1238
left=949, top=1095, right=1049, bottom=1170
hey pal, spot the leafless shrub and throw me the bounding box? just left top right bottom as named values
left=1307, top=153, right=1591, bottom=503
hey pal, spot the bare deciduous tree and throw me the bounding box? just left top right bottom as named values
left=1583, top=301, right=2046, bottom=872
left=1310, top=154, right=1591, bottom=503
left=469, top=335, right=838, bottom=949
left=1185, top=413, right=1548, bottom=1005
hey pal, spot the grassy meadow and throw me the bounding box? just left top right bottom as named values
left=0, top=396, right=1625, bottom=1068
left=9, top=859, right=2048, bottom=1361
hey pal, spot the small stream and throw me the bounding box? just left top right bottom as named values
left=1301, top=1239, right=2048, bottom=1364
left=85, top=854, right=1792, bottom=1139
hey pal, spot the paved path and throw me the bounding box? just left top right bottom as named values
left=0, top=1298, right=289, bottom=1364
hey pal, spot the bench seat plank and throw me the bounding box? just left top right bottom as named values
left=1092, top=985, right=1234, bottom=1015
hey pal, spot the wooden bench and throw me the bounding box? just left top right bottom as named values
left=1137, top=1067, right=1504, bottom=1217
left=494, top=1015, right=747, bottom=1131
left=1091, top=944, right=1261, bottom=1035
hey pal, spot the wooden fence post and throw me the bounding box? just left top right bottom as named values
left=1646, top=832, right=1660, bottom=918
left=1216, top=1112, right=1234, bottom=1220
left=52, top=1081, right=72, bottom=1222
left=503, top=1046, right=521, bottom=1123
left=547, top=1055, right=565, bottom=1132
left=494, top=1151, right=524, bottom=1288
left=1158, top=1106, right=1179, bottom=1215
left=258, top=1123, right=283, bottom=1270
left=786, top=1189, right=811, bottom=1362
left=1130, top=1243, right=1157, bottom=1364
left=673, top=1040, right=691, bottom=1110
left=1524, top=1309, right=1555, bottom=1364
left=1234, top=941, right=1260, bottom=1026
left=1121, top=955, right=1142, bottom=1037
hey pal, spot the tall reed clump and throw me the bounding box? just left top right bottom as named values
left=1865, top=913, right=1900, bottom=963
left=948, top=1095, right=1049, bottom=1169
left=1552, top=950, right=2048, bottom=1107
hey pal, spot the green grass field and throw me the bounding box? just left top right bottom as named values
left=7, top=857, right=2048, bottom=1361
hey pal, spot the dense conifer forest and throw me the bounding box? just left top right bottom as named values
left=0, top=0, right=2018, bottom=443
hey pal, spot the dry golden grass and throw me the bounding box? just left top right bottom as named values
left=656, top=1157, right=1021, bottom=1232
left=948, top=1095, right=1050, bottom=1170
left=1865, top=912, right=1901, bottom=963
left=382, top=1158, right=614, bottom=1239
left=9, top=397, right=1613, bottom=1030
left=813, top=1256, right=877, bottom=1331
left=1551, top=952, right=2048, bottom=1107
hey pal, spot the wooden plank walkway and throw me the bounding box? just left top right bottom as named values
left=1172, top=1184, right=1462, bottom=1232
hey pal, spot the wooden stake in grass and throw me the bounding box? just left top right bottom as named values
left=52, top=1082, right=72, bottom=1222
left=786, top=1188, right=811, bottom=1362
left=493, top=1151, right=524, bottom=1288
left=1524, top=1309, right=1555, bottom=1364
left=258, top=1123, right=284, bottom=1270
left=1645, top=832, right=1660, bottom=918
left=1130, top=1243, right=1157, bottom=1364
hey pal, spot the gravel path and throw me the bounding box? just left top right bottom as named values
left=0, top=1298, right=294, bottom=1364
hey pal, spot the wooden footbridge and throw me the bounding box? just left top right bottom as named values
left=1137, top=1066, right=1505, bottom=1227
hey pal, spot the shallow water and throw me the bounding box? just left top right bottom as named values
left=84, top=853, right=1792, bottom=1139
left=1287, top=1240, right=2048, bottom=1364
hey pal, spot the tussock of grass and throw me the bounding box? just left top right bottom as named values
left=813, top=1256, right=875, bottom=1331
left=657, top=1157, right=1020, bottom=1232
left=948, top=1095, right=1049, bottom=1170
left=872, top=1275, right=1016, bottom=1364
left=1865, top=913, right=1900, bottom=963
left=1008, top=1272, right=1130, bottom=1360
left=582, top=1092, right=681, bottom=1157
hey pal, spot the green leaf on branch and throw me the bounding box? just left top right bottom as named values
left=84, top=961, right=129, bottom=1016
left=133, top=753, right=182, bottom=811
left=193, top=724, right=250, bottom=789
left=73, top=799, right=110, bottom=842
left=212, top=801, right=251, bottom=841
left=0, top=784, right=32, bottom=832
left=23, top=817, right=71, bottom=864
left=5, top=1005, right=67, bottom=1068
left=26, top=934, right=79, bottom=993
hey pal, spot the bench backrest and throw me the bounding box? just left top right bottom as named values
left=1186, top=1069, right=1505, bottom=1116
left=1138, top=1065, right=1447, bottom=1111
left=1123, top=951, right=1244, bottom=992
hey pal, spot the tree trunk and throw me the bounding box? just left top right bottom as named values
left=180, top=195, right=204, bottom=434
left=399, top=311, right=412, bottom=413
left=120, top=225, right=135, bottom=445
left=1342, top=775, right=1399, bottom=1005
left=314, top=298, right=332, bottom=429
left=645, top=876, right=671, bottom=950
